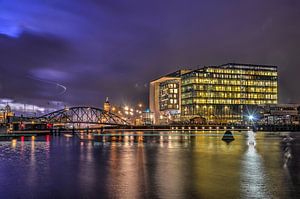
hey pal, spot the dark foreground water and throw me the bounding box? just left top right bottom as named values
left=0, top=131, right=300, bottom=199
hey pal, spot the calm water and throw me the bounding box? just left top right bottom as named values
left=0, top=131, right=299, bottom=199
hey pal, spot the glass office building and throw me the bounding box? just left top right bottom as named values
left=181, top=63, right=278, bottom=123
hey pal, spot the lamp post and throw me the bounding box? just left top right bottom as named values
left=248, top=114, right=256, bottom=130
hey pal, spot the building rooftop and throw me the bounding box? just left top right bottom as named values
left=182, top=63, right=278, bottom=76
left=152, top=63, right=278, bottom=82
left=218, top=63, right=278, bottom=71
left=150, top=69, right=191, bottom=83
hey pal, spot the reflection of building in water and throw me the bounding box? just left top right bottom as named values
left=106, top=142, right=148, bottom=198
left=105, top=137, right=193, bottom=198
left=78, top=141, right=96, bottom=194
left=240, top=131, right=269, bottom=198
left=154, top=139, right=191, bottom=199
left=281, top=133, right=300, bottom=196
left=241, top=132, right=290, bottom=199
left=191, top=134, right=245, bottom=199
left=259, top=104, right=300, bottom=125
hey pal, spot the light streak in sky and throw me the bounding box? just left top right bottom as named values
left=56, top=83, right=67, bottom=95
left=27, top=76, right=67, bottom=96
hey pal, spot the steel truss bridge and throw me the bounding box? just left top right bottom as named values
left=35, top=107, right=129, bottom=127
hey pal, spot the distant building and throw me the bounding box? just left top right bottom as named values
left=142, top=111, right=154, bottom=125
left=260, top=104, right=300, bottom=125
left=106, top=102, right=145, bottom=125
left=150, top=63, right=278, bottom=124
left=0, top=105, right=14, bottom=124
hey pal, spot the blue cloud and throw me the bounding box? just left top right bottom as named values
left=0, top=19, right=23, bottom=38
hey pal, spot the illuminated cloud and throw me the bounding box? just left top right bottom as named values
left=30, top=68, right=71, bottom=81
left=0, top=19, right=23, bottom=38
left=0, top=98, right=57, bottom=115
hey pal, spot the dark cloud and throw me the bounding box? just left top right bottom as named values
left=0, top=32, right=72, bottom=104
left=0, top=0, right=300, bottom=109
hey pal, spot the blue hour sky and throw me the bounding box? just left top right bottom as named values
left=0, top=0, right=300, bottom=110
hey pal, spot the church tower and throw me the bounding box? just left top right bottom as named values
left=103, top=97, right=110, bottom=112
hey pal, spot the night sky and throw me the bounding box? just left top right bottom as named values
left=1, top=0, right=300, bottom=110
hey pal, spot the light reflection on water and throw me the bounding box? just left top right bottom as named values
left=240, top=131, right=269, bottom=198
left=0, top=131, right=299, bottom=199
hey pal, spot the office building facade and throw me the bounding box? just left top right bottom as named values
left=150, top=63, right=278, bottom=124
left=149, top=70, right=191, bottom=124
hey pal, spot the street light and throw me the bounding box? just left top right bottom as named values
left=247, top=114, right=257, bottom=128
left=248, top=115, right=255, bottom=121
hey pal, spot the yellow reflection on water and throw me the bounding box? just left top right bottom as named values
left=191, top=132, right=245, bottom=199
left=106, top=139, right=147, bottom=198
left=11, top=139, right=17, bottom=149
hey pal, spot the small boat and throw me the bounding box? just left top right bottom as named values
left=222, top=130, right=235, bottom=142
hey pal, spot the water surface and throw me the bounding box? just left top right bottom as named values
left=0, top=131, right=299, bottom=199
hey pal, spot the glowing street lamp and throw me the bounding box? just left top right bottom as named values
left=248, top=115, right=255, bottom=121
left=247, top=114, right=257, bottom=127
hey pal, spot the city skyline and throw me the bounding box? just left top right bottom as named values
left=1, top=0, right=300, bottom=109
left=1, top=2, right=300, bottom=199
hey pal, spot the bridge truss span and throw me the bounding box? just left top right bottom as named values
left=38, top=106, right=129, bottom=126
